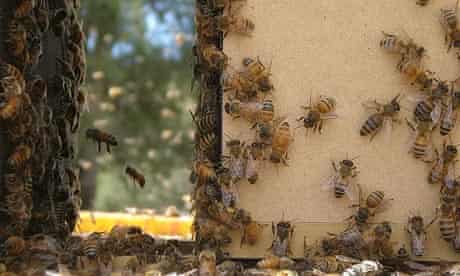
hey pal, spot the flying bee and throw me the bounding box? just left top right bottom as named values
left=85, top=128, right=118, bottom=153
left=323, top=157, right=359, bottom=199
left=269, top=214, right=295, bottom=257
left=216, top=14, right=255, bottom=36
left=297, top=95, right=337, bottom=134
left=406, top=212, right=434, bottom=257
left=406, top=118, right=434, bottom=160
left=125, top=166, right=146, bottom=188
left=7, top=143, right=32, bottom=170
left=241, top=57, right=274, bottom=92
left=360, top=94, right=402, bottom=140
left=440, top=0, right=460, bottom=52
left=270, top=121, right=293, bottom=165
left=224, top=97, right=274, bottom=123
left=429, top=142, right=458, bottom=184
left=416, top=0, right=430, bottom=6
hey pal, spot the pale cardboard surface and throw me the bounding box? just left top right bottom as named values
left=223, top=0, right=460, bottom=260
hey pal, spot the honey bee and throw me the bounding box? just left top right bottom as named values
left=0, top=61, right=25, bottom=92
left=436, top=203, right=456, bottom=241
left=412, top=80, right=450, bottom=125
left=453, top=206, right=460, bottom=252
left=241, top=57, right=273, bottom=92
left=398, top=59, right=434, bottom=91
left=193, top=216, right=232, bottom=245
left=7, top=143, right=32, bottom=170
left=417, top=0, right=430, bottom=6
left=82, top=232, right=103, bottom=259
left=380, top=31, right=426, bottom=66
left=223, top=70, right=258, bottom=101
left=440, top=0, right=460, bottom=52
left=360, top=94, right=402, bottom=140
left=323, top=157, right=359, bottom=199
left=51, top=8, right=68, bottom=37
left=193, top=159, right=217, bottom=187
left=224, top=97, right=274, bottom=123
left=207, top=202, right=241, bottom=229
left=369, top=222, right=395, bottom=258
left=348, top=185, right=392, bottom=228
left=217, top=261, right=244, bottom=276
left=2, top=236, right=26, bottom=257
left=243, top=144, right=259, bottom=184
left=407, top=212, right=434, bottom=256
left=218, top=168, right=239, bottom=208
left=241, top=216, right=264, bottom=247
left=429, top=142, right=458, bottom=184
left=85, top=128, right=118, bottom=153
left=216, top=14, right=255, bottom=37
left=199, top=43, right=228, bottom=71
left=440, top=84, right=460, bottom=136
left=199, top=250, right=217, bottom=276
left=297, top=95, right=337, bottom=134
left=270, top=121, right=293, bottom=165
left=269, top=215, right=295, bottom=257
left=125, top=166, right=146, bottom=188
left=406, top=118, right=434, bottom=160
left=440, top=178, right=458, bottom=205
left=324, top=226, right=366, bottom=258
left=3, top=19, right=28, bottom=68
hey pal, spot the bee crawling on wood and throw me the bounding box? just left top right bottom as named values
left=296, top=95, right=337, bottom=134
left=348, top=184, right=393, bottom=229
left=85, top=128, right=118, bottom=153
left=125, top=166, right=146, bottom=188
left=240, top=212, right=264, bottom=247
left=269, top=119, right=293, bottom=165
left=380, top=30, right=426, bottom=68
left=360, top=94, right=402, bottom=141
left=433, top=202, right=456, bottom=241
left=406, top=211, right=435, bottom=257
left=428, top=141, right=458, bottom=184
left=268, top=214, right=295, bottom=257
left=223, top=69, right=258, bottom=101
left=440, top=79, right=460, bottom=136
left=241, top=57, right=274, bottom=93
left=368, top=222, right=396, bottom=259
left=225, top=97, right=274, bottom=123
left=322, top=156, right=359, bottom=199
left=440, top=0, right=460, bottom=53
left=411, top=80, right=450, bottom=125
left=406, top=117, right=434, bottom=161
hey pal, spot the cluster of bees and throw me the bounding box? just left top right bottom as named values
left=379, top=0, right=460, bottom=256
left=0, top=0, right=84, bottom=246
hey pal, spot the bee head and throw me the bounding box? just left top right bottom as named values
left=242, top=57, right=254, bottom=67
left=342, top=159, right=354, bottom=168
left=446, top=145, right=458, bottom=155
left=258, top=77, right=273, bottom=92
left=397, top=246, right=409, bottom=260
left=270, top=152, right=281, bottom=163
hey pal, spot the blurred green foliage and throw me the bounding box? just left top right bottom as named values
left=77, top=0, right=195, bottom=212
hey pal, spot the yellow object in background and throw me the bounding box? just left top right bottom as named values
left=75, top=211, right=193, bottom=239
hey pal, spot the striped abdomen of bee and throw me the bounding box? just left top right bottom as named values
left=85, top=128, right=118, bottom=153
left=380, top=32, right=406, bottom=54
left=412, top=135, right=430, bottom=159
left=83, top=234, right=100, bottom=259
left=7, top=143, right=32, bottom=170
left=0, top=62, right=25, bottom=91
left=228, top=16, right=255, bottom=35
left=316, top=96, right=336, bottom=113
left=198, top=131, right=217, bottom=153
left=334, top=181, right=348, bottom=198
left=440, top=118, right=455, bottom=136
left=259, top=99, right=274, bottom=122
left=360, top=113, right=383, bottom=137
left=192, top=110, right=216, bottom=133
left=439, top=213, right=456, bottom=241
left=366, top=191, right=385, bottom=208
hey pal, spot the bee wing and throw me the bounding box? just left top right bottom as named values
left=383, top=117, right=393, bottom=142
left=431, top=103, right=442, bottom=124
left=244, top=156, right=259, bottom=178
left=407, top=94, right=428, bottom=103
left=362, top=99, right=381, bottom=112
left=321, top=174, right=338, bottom=191
left=344, top=182, right=357, bottom=201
